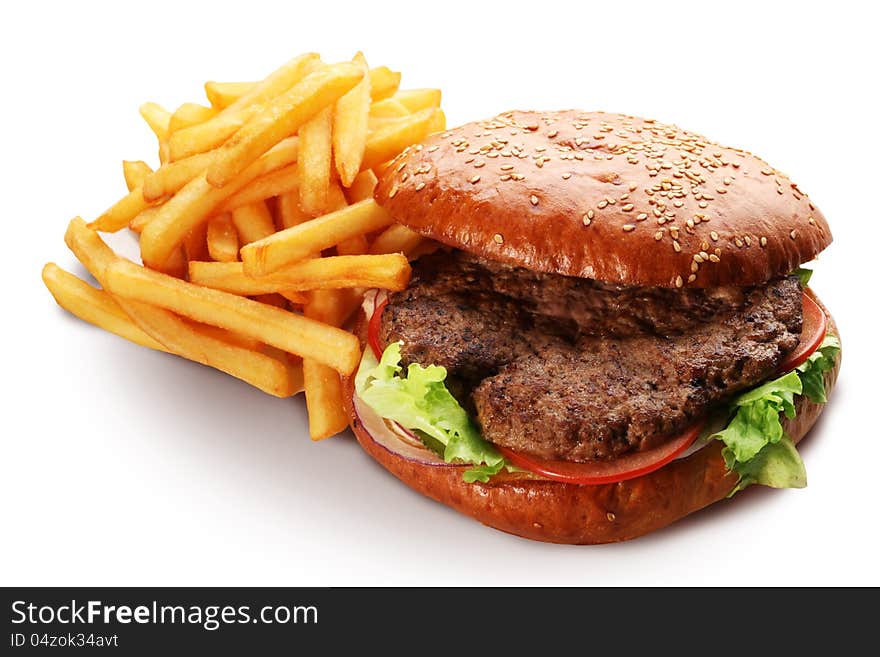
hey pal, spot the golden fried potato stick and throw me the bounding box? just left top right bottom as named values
left=303, top=289, right=351, bottom=440
left=89, top=186, right=154, bottom=233
left=143, top=135, right=298, bottom=203
left=139, top=143, right=296, bottom=269
left=63, top=218, right=295, bottom=396
left=298, top=106, right=333, bottom=215
left=204, top=81, right=255, bottom=110
left=369, top=98, right=410, bottom=118
left=392, top=88, right=442, bottom=113
left=368, top=66, right=401, bottom=101
left=231, top=201, right=275, bottom=245
left=240, top=199, right=394, bottom=275
left=276, top=189, right=309, bottom=229
left=344, top=169, right=378, bottom=203
left=139, top=102, right=171, bottom=141
left=42, top=263, right=167, bottom=352
left=103, top=259, right=361, bottom=374
left=206, top=62, right=364, bottom=187
left=168, top=103, right=218, bottom=133
left=217, top=163, right=299, bottom=214
left=333, top=52, right=371, bottom=187
left=129, top=206, right=159, bottom=234
left=361, top=108, right=438, bottom=170
left=188, top=253, right=410, bottom=294
left=206, top=213, right=240, bottom=262
left=122, top=160, right=153, bottom=191
left=183, top=221, right=209, bottom=263
left=369, top=223, right=424, bottom=257
left=170, top=53, right=319, bottom=161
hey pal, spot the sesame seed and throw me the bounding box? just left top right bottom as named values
left=388, top=185, right=398, bottom=198
left=548, top=130, right=559, bottom=138
left=760, top=236, right=768, bottom=247
left=414, top=182, right=426, bottom=191
left=688, top=274, right=697, bottom=283
left=530, top=194, right=539, bottom=206
left=735, top=238, right=744, bottom=248
left=675, top=276, right=684, bottom=288
left=473, top=160, right=485, bottom=168
left=654, top=231, right=663, bottom=241
left=700, top=240, right=709, bottom=251
left=468, top=176, right=480, bottom=184
left=699, top=250, right=709, bottom=260
left=637, top=213, right=648, bottom=221
left=744, top=236, right=752, bottom=246
left=622, top=203, right=635, bottom=212
left=582, top=215, right=591, bottom=226
left=623, top=224, right=636, bottom=232
left=606, top=512, right=616, bottom=522
left=562, top=172, right=572, bottom=180
left=693, top=254, right=703, bottom=263
left=790, top=229, right=797, bottom=240
left=500, top=164, right=514, bottom=171
left=691, top=261, right=699, bottom=273
left=597, top=200, right=609, bottom=209
left=673, top=240, right=681, bottom=252
left=710, top=231, right=719, bottom=241
left=493, top=233, right=504, bottom=244
left=761, top=168, right=773, bottom=175
left=587, top=209, right=595, bottom=220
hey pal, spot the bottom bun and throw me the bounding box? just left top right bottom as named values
left=343, top=294, right=840, bottom=544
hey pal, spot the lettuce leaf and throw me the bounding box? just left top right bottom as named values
left=713, top=334, right=839, bottom=495
left=355, top=342, right=506, bottom=483
left=793, top=267, right=814, bottom=287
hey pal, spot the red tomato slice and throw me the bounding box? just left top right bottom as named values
left=777, top=292, right=827, bottom=373
left=497, top=420, right=705, bottom=486
left=368, top=298, right=388, bottom=359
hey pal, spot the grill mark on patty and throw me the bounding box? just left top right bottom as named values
left=379, top=251, right=803, bottom=462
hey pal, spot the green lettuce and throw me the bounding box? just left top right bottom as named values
left=355, top=342, right=506, bottom=483
left=714, top=334, right=840, bottom=495
left=793, top=267, right=814, bottom=287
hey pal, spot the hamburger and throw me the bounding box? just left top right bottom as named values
left=343, top=110, right=840, bottom=544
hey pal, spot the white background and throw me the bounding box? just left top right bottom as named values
left=2, top=1, right=878, bottom=586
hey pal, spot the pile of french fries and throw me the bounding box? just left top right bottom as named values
left=42, top=51, right=444, bottom=440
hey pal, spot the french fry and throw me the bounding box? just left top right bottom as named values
left=240, top=199, right=394, bottom=275
left=336, top=234, right=368, bottom=256
left=344, top=169, right=378, bottom=203
left=139, top=102, right=171, bottom=141
left=42, top=263, right=167, bottom=352
left=103, top=259, right=362, bottom=374
left=298, top=106, right=333, bottom=215
left=392, top=88, right=442, bottom=113
left=182, top=320, right=262, bottom=351
left=333, top=52, right=371, bottom=187
left=168, top=103, right=218, bottom=133
left=302, top=357, right=348, bottom=440
left=63, top=218, right=295, bottom=396
left=188, top=254, right=410, bottom=294
left=217, top=163, right=299, bottom=214
left=142, top=150, right=214, bottom=202
left=369, top=223, right=423, bottom=257
left=276, top=189, right=309, bottom=229
left=303, top=289, right=351, bottom=439
left=170, top=53, right=320, bottom=161
left=231, top=201, right=275, bottom=245
left=253, top=293, right=288, bottom=308
left=183, top=221, right=209, bottom=263
left=143, top=135, right=298, bottom=203
left=89, top=186, right=153, bottom=233
left=122, top=161, right=153, bottom=191
left=204, top=81, right=256, bottom=110
left=279, top=290, right=309, bottom=305
left=361, top=108, right=438, bottom=170
left=369, top=98, right=410, bottom=118
left=206, top=62, right=364, bottom=188
left=140, top=146, right=296, bottom=269
left=305, top=288, right=362, bottom=328
left=368, top=66, right=401, bottom=101
left=162, top=246, right=188, bottom=279
left=129, top=206, right=159, bottom=234
left=206, top=213, right=240, bottom=262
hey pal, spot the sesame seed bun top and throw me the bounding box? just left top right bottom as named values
left=374, top=110, right=832, bottom=288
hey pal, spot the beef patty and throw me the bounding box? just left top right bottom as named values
left=379, top=251, right=803, bottom=462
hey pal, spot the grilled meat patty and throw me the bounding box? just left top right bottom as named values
left=379, top=251, right=803, bottom=462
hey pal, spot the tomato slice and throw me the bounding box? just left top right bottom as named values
left=777, top=292, right=827, bottom=373
left=497, top=420, right=705, bottom=486
left=368, top=298, right=388, bottom=359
